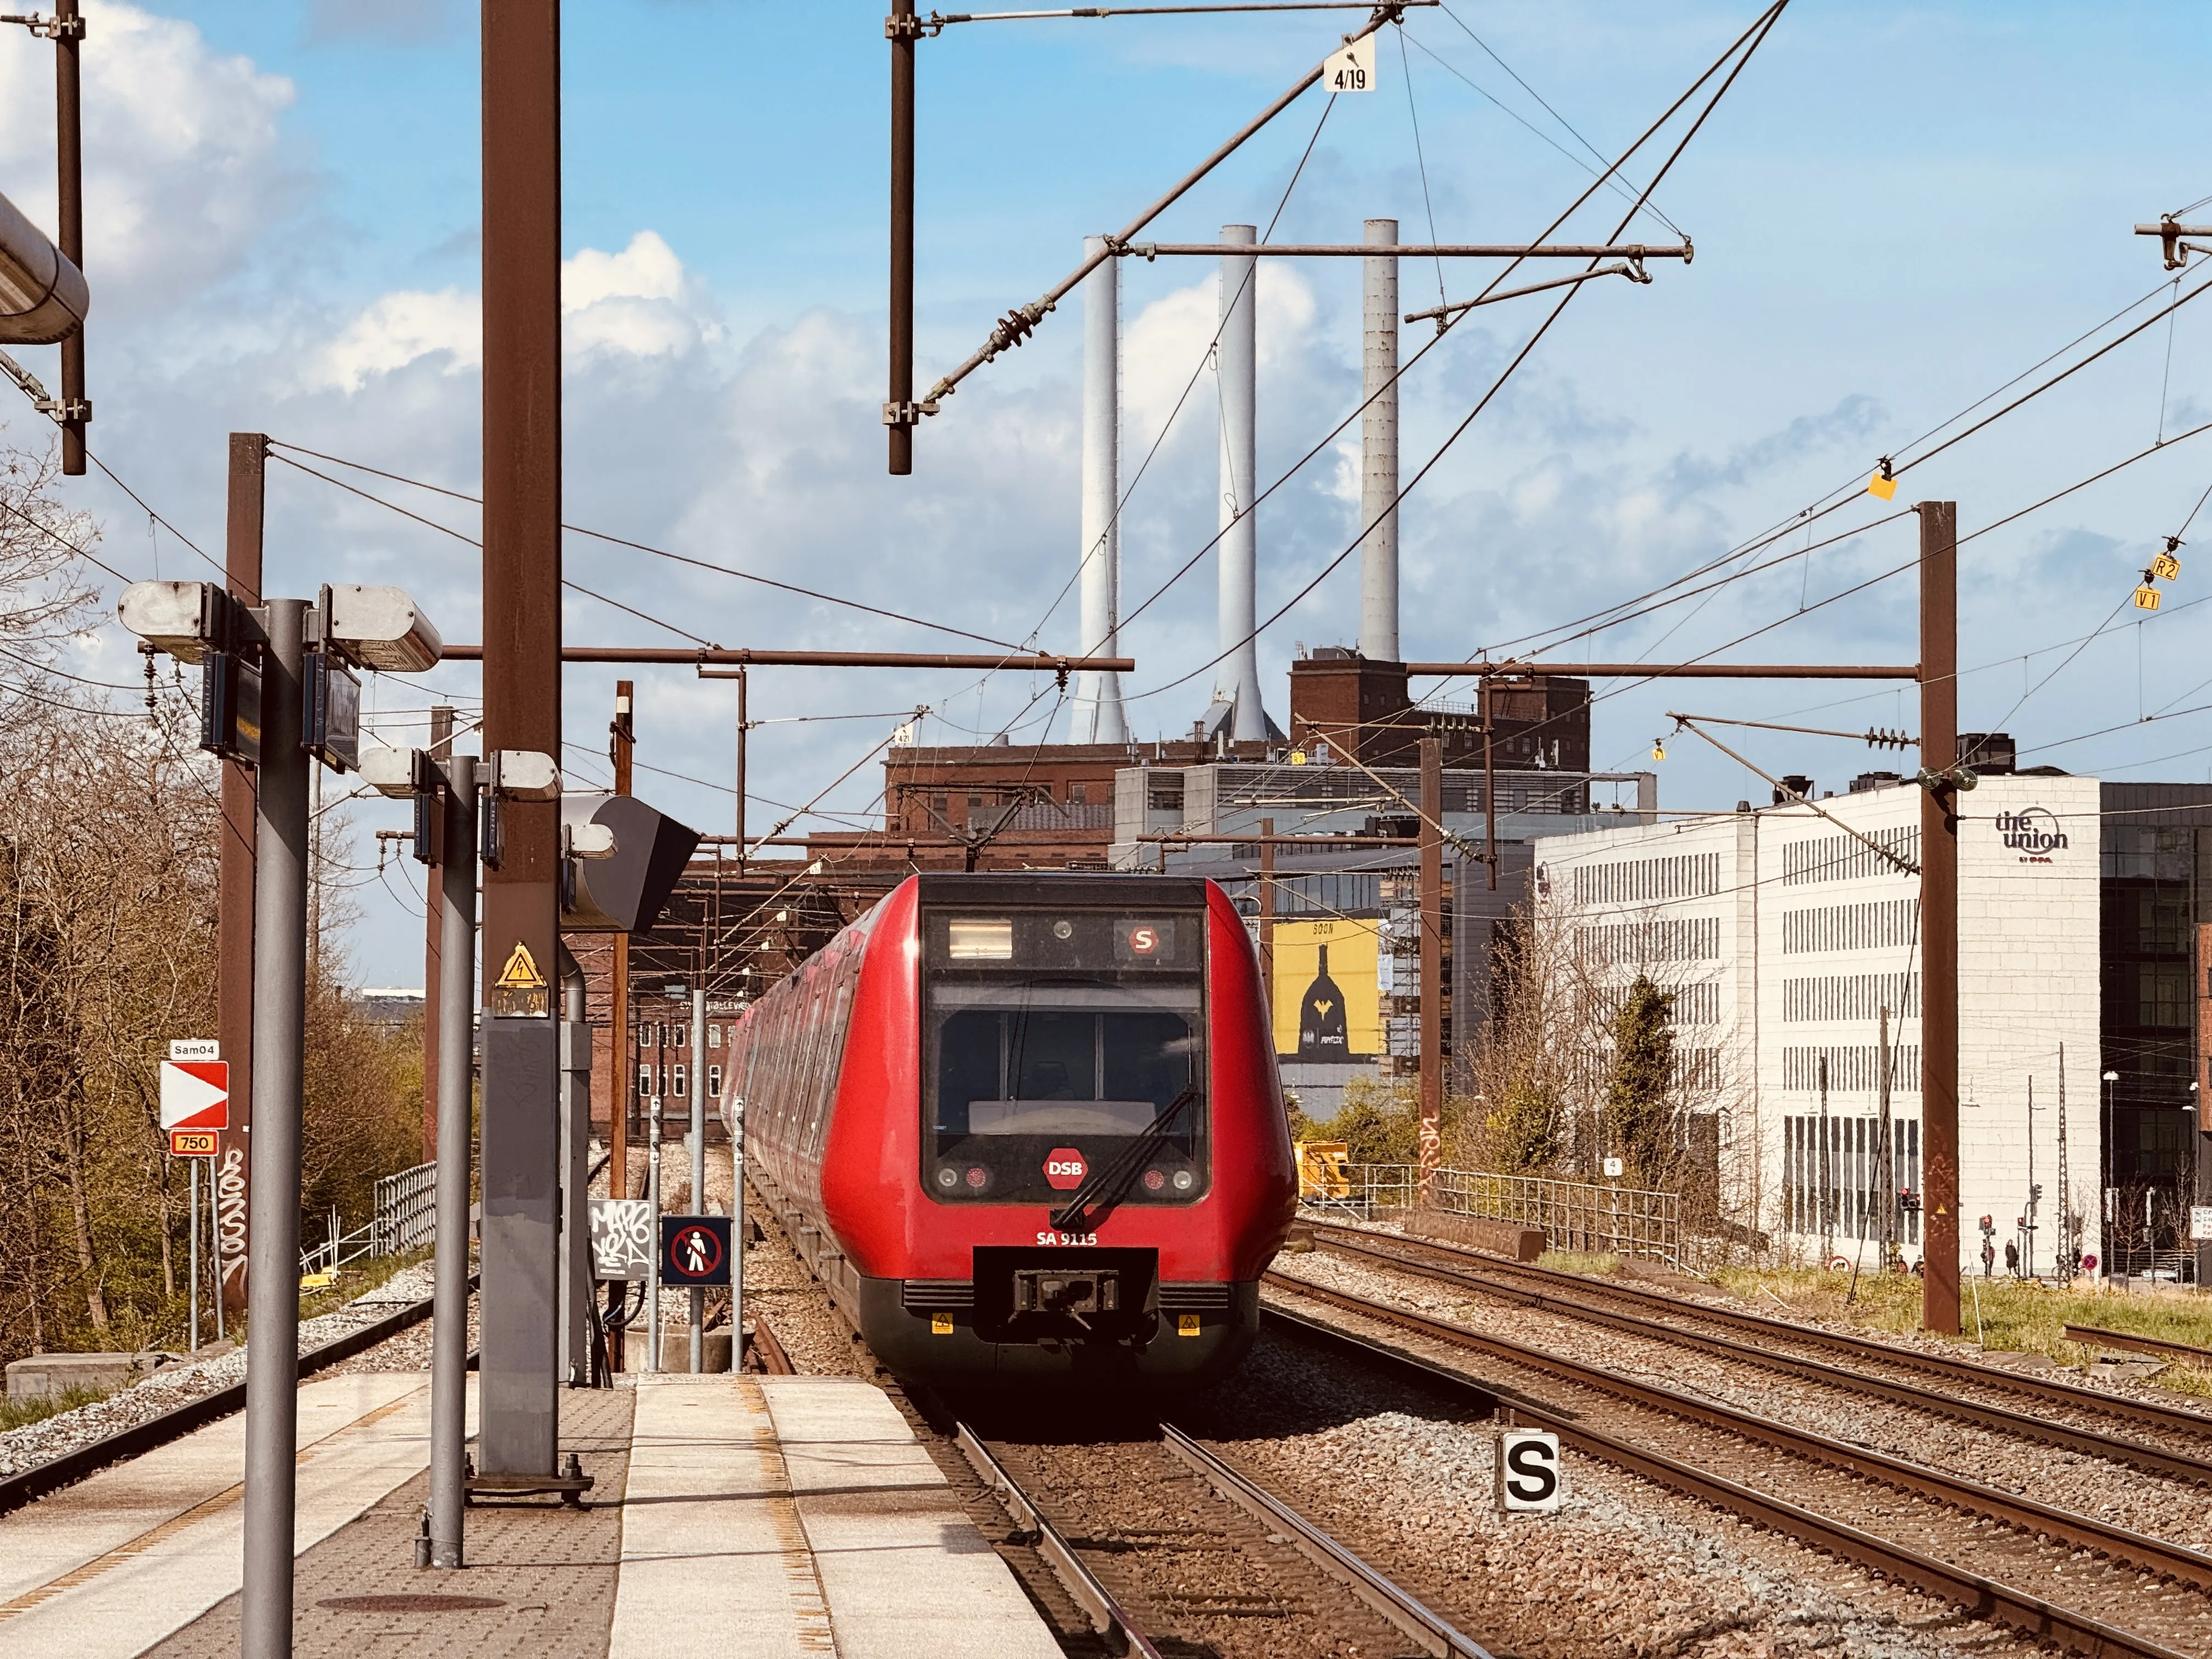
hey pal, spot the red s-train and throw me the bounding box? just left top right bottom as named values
left=719, top=872, right=1297, bottom=1389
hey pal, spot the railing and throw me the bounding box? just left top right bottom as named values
left=299, top=1164, right=438, bottom=1278
left=2104, top=1246, right=2197, bottom=1285
left=374, top=1161, right=437, bottom=1255
left=1310, top=1162, right=1682, bottom=1263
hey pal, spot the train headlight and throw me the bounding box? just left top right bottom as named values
left=1051, top=919, right=1073, bottom=940
left=1171, top=1170, right=1195, bottom=1193
left=935, top=1166, right=960, bottom=1191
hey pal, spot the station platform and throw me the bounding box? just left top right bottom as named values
left=0, top=1370, right=1061, bottom=1659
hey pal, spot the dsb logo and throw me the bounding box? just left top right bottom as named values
left=1043, top=1147, right=1087, bottom=1190
left=1494, top=1429, right=1562, bottom=1513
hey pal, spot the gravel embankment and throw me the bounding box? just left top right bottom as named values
left=1278, top=1246, right=2212, bottom=1553
left=0, top=1262, right=443, bottom=1478
left=1189, top=1333, right=2056, bottom=1659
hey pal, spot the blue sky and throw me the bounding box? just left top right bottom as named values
left=3, top=1, right=2211, bottom=984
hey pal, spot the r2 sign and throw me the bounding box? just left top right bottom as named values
left=1323, top=34, right=1375, bottom=93
left=1495, top=1429, right=1562, bottom=1513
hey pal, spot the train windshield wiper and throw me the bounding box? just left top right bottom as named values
left=1047, top=1082, right=1199, bottom=1235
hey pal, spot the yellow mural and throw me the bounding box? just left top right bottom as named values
left=1271, top=918, right=1382, bottom=1060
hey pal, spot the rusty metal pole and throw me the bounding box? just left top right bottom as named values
left=52, top=0, right=85, bottom=475
left=422, top=704, right=455, bottom=1166
left=1419, top=737, right=1443, bottom=1204
left=1257, top=816, right=1276, bottom=1032
left=215, top=432, right=263, bottom=1327
left=735, top=668, right=748, bottom=874
left=886, top=0, right=917, bottom=475
left=611, top=682, right=633, bottom=1206
left=478, top=0, right=565, bottom=1479
left=1481, top=677, right=1497, bottom=891
left=1918, top=500, right=1960, bottom=1334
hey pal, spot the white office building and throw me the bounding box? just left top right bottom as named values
left=1534, top=774, right=2103, bottom=1274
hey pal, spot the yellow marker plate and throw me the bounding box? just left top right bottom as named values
left=1177, top=1313, right=1202, bottom=1337
left=931, top=1312, right=953, bottom=1335
left=1867, top=471, right=1898, bottom=501
left=2136, top=585, right=2163, bottom=612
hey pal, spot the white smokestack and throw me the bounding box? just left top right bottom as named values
left=1211, top=223, right=1268, bottom=743
left=1074, top=234, right=1127, bottom=744
left=1360, top=217, right=1399, bottom=663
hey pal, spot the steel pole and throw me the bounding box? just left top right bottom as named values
left=217, top=435, right=264, bottom=1328
left=560, top=946, right=591, bottom=1385
left=240, top=597, right=308, bottom=1659
left=422, top=707, right=455, bottom=1166
left=1418, top=737, right=1443, bottom=1201
left=479, top=0, right=564, bottom=1478
left=887, top=0, right=917, bottom=474
left=690, top=988, right=706, bottom=1372
left=1257, top=817, right=1275, bottom=1017
left=731, top=1092, right=747, bottom=1368
left=428, top=755, right=476, bottom=1570
left=611, top=681, right=633, bottom=1214
left=1076, top=234, right=1128, bottom=743
left=646, top=1097, right=662, bottom=1372
left=188, top=1158, right=199, bottom=1352
left=735, top=672, right=747, bottom=873
left=52, top=0, right=84, bottom=474
left=1360, top=218, right=1399, bottom=663
left=1918, top=499, right=1961, bottom=1333
left=1214, top=224, right=1265, bottom=741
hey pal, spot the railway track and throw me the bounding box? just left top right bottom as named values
left=956, top=1418, right=1494, bottom=1659
left=1266, top=1271, right=2212, bottom=1659
left=1302, top=1223, right=2212, bottom=1483
left=1305, top=1220, right=2212, bottom=1446
left=0, top=1278, right=472, bottom=1517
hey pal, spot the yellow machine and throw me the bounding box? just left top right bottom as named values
left=1295, top=1139, right=1351, bottom=1200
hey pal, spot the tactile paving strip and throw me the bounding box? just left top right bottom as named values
left=144, top=1387, right=636, bottom=1659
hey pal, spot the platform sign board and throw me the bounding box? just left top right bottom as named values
left=159, top=1060, right=228, bottom=1133
left=661, top=1215, right=732, bottom=1287
left=591, top=1199, right=654, bottom=1281
left=1495, top=1429, right=1563, bottom=1513
left=169, top=1128, right=219, bottom=1158
left=2191, top=1206, right=2212, bottom=1244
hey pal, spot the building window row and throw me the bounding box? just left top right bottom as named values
left=635, top=1063, right=726, bottom=1099
left=1780, top=1045, right=1920, bottom=1094
left=1781, top=972, right=1920, bottom=1024
left=1781, top=1114, right=1921, bottom=1244
left=1780, top=826, right=1920, bottom=888
left=1572, top=850, right=1721, bottom=907
left=1575, top=915, right=1721, bottom=967
left=1779, top=897, right=1919, bottom=955
left=1676, top=1046, right=1725, bottom=1092
left=1593, top=977, right=1721, bottom=1028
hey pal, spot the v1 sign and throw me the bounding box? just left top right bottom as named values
left=159, top=1060, right=229, bottom=1132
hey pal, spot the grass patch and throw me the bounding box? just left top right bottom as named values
left=1711, top=1263, right=2212, bottom=1397
left=296, top=1248, right=430, bottom=1324
left=1538, top=1249, right=1622, bottom=1277
left=0, top=1382, right=110, bottom=1432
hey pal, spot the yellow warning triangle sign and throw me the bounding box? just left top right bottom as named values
left=496, top=941, right=545, bottom=990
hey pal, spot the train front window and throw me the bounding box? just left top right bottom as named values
left=924, top=909, right=1207, bottom=1206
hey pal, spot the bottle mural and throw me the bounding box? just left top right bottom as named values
left=1297, top=944, right=1349, bottom=1058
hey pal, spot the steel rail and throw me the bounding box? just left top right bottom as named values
left=1264, top=1271, right=2212, bottom=1590
left=747, top=1314, right=796, bottom=1376
left=1266, top=1304, right=2198, bottom=1659
left=1302, top=1221, right=2212, bottom=1443
left=955, top=1425, right=1166, bottom=1659
left=1312, top=1229, right=2212, bottom=1485
left=0, top=1278, right=472, bottom=1518
left=1159, top=1424, right=1494, bottom=1658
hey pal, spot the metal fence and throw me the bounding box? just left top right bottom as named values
left=375, top=1161, right=437, bottom=1255
left=1310, top=1163, right=1683, bottom=1263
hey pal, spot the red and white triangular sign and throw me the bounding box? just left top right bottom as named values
left=160, top=1060, right=228, bottom=1131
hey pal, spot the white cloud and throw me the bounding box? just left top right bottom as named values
left=306, top=230, right=719, bottom=392
left=1121, top=262, right=1322, bottom=446
left=0, top=2, right=299, bottom=320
